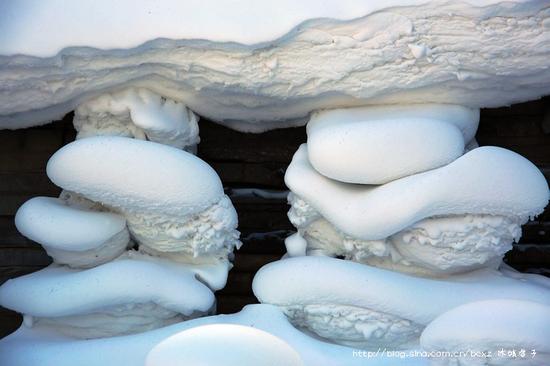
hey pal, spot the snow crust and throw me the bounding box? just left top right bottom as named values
left=306, top=104, right=478, bottom=184
left=252, top=256, right=550, bottom=348
left=285, top=145, right=549, bottom=241
left=146, top=324, right=304, bottom=366
left=420, top=300, right=550, bottom=365
left=0, top=304, right=427, bottom=366
left=0, top=2, right=549, bottom=130
left=74, top=88, right=199, bottom=151
left=0, top=252, right=221, bottom=337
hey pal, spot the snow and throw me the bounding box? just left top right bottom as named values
left=0, top=1, right=549, bottom=130
left=420, top=300, right=550, bottom=365
left=146, top=324, right=304, bottom=366
left=306, top=104, right=477, bottom=184
left=0, top=304, right=427, bottom=366
left=15, top=196, right=126, bottom=252
left=285, top=233, right=308, bottom=257
left=46, top=136, right=240, bottom=261
left=47, top=136, right=223, bottom=216
left=0, top=252, right=218, bottom=337
left=252, top=256, right=550, bottom=348
left=285, top=144, right=549, bottom=241
left=74, top=88, right=200, bottom=151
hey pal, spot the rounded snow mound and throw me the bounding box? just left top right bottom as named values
left=146, top=324, right=304, bottom=366
left=47, top=136, right=223, bottom=217
left=306, top=104, right=479, bottom=184
left=420, top=300, right=550, bottom=365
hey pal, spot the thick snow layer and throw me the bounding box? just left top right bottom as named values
left=15, top=196, right=130, bottom=267
left=74, top=88, right=199, bottom=150
left=306, top=104, right=478, bottom=184
left=47, top=136, right=222, bottom=216
left=47, top=136, right=240, bottom=261
left=420, top=300, right=550, bottom=365
left=146, top=324, right=304, bottom=366
left=288, top=194, right=522, bottom=275
left=285, top=145, right=549, bottom=241
left=0, top=252, right=220, bottom=337
left=0, top=2, right=549, bottom=130
left=252, top=257, right=550, bottom=348
left=0, top=304, right=428, bottom=366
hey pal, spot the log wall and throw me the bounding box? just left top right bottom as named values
left=0, top=96, right=549, bottom=337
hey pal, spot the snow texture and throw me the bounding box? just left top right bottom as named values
left=74, top=88, right=200, bottom=151
left=420, top=300, right=550, bottom=365
left=252, top=256, right=550, bottom=348
left=0, top=251, right=225, bottom=338
left=0, top=1, right=549, bottom=130
left=15, top=196, right=129, bottom=268
left=46, top=136, right=240, bottom=262
left=306, top=104, right=479, bottom=184
left=285, top=144, right=549, bottom=241
left=0, top=304, right=427, bottom=366
left=146, top=324, right=304, bottom=366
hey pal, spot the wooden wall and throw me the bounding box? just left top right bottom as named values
left=0, top=96, right=549, bottom=338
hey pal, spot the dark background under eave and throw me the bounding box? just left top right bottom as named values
left=0, top=96, right=549, bottom=338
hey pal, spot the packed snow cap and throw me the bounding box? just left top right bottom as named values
left=146, top=324, right=304, bottom=366
left=15, top=196, right=129, bottom=268
left=1, top=1, right=550, bottom=130
left=306, top=104, right=479, bottom=184
left=285, top=104, right=549, bottom=275
left=420, top=300, right=550, bottom=365
left=253, top=257, right=550, bottom=349
left=0, top=252, right=227, bottom=338
left=47, top=136, right=240, bottom=263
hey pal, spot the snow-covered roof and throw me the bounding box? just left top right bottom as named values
left=0, top=0, right=549, bottom=130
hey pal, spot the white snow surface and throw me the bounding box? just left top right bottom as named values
left=307, top=104, right=478, bottom=184
left=15, top=196, right=126, bottom=251
left=47, top=136, right=223, bottom=216
left=0, top=1, right=549, bottom=130
left=285, top=144, right=549, bottom=240
left=0, top=252, right=220, bottom=319
left=146, top=324, right=304, bottom=366
left=420, top=300, right=550, bottom=365
left=74, top=88, right=200, bottom=150
left=252, top=256, right=550, bottom=326
left=0, top=304, right=428, bottom=366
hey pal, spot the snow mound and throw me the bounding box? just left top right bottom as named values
left=285, top=144, right=549, bottom=241
left=0, top=304, right=428, bottom=366
left=146, top=324, right=304, bottom=366
left=74, top=88, right=199, bottom=151
left=252, top=256, right=550, bottom=348
left=420, top=300, right=550, bottom=365
left=15, top=196, right=129, bottom=268
left=0, top=252, right=218, bottom=338
left=306, top=104, right=478, bottom=184
left=47, top=136, right=222, bottom=216
left=46, top=136, right=240, bottom=261
left=0, top=2, right=549, bottom=130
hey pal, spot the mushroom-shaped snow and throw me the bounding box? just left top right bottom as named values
left=420, top=300, right=550, bottom=365
left=15, top=197, right=129, bottom=268
left=306, top=104, right=479, bottom=184
left=146, top=324, right=304, bottom=366
left=47, top=136, right=240, bottom=263
left=0, top=252, right=225, bottom=338
left=74, top=88, right=200, bottom=151
left=285, top=144, right=549, bottom=275
left=252, top=257, right=550, bottom=349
